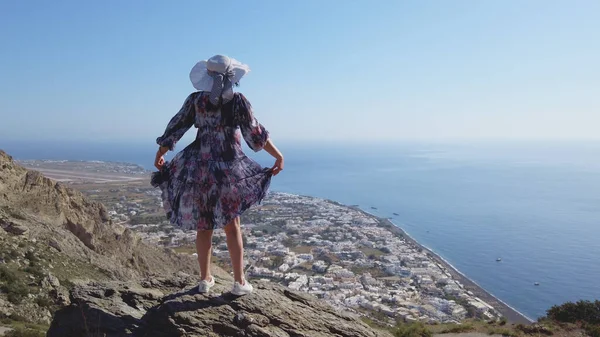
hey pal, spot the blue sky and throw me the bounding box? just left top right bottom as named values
left=1, top=0, right=599, bottom=144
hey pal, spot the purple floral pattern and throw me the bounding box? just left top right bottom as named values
left=152, top=92, right=272, bottom=231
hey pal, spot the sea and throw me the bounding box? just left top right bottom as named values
left=3, top=138, right=600, bottom=321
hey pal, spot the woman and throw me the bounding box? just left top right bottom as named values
left=151, top=55, right=284, bottom=296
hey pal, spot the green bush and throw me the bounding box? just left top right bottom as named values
left=35, top=295, right=53, bottom=308
left=24, top=251, right=38, bottom=263
left=361, top=316, right=389, bottom=331
left=546, top=300, right=600, bottom=325
left=0, top=266, right=19, bottom=283
left=586, top=324, right=600, bottom=337
left=4, top=249, right=20, bottom=262
left=2, top=282, right=30, bottom=304
left=23, top=265, right=44, bottom=279
left=440, top=323, right=474, bottom=333
left=487, top=327, right=519, bottom=336
left=515, top=323, right=553, bottom=336
left=394, top=322, right=432, bottom=337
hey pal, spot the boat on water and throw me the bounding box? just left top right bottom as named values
left=496, top=258, right=502, bottom=262
left=393, top=212, right=399, bottom=216
left=371, top=207, right=377, bottom=210
left=534, top=282, right=540, bottom=286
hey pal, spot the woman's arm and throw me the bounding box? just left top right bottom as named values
left=154, top=146, right=170, bottom=170
left=155, top=94, right=195, bottom=150
left=235, top=93, right=284, bottom=175
left=153, top=94, right=196, bottom=170
left=263, top=139, right=284, bottom=175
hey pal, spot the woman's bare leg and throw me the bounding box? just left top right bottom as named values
left=196, top=229, right=213, bottom=281
left=224, top=217, right=245, bottom=284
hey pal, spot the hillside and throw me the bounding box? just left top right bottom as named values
left=0, top=150, right=202, bottom=333
left=0, top=150, right=388, bottom=336
left=0, top=150, right=197, bottom=279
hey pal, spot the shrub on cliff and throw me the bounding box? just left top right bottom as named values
left=0, top=266, right=18, bottom=283
left=0, top=266, right=30, bottom=304
left=440, top=323, right=474, bottom=333
left=546, top=300, right=600, bottom=337
left=586, top=324, right=600, bottom=337
left=546, top=300, right=600, bottom=324
left=394, top=321, right=432, bottom=337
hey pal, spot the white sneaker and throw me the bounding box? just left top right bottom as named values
left=231, top=280, right=253, bottom=296
left=198, top=276, right=215, bottom=293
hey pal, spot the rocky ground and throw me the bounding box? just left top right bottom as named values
left=48, top=274, right=389, bottom=337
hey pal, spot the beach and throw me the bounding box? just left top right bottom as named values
left=370, top=213, right=533, bottom=324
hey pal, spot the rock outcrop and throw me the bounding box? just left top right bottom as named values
left=0, top=150, right=197, bottom=280
left=48, top=275, right=390, bottom=337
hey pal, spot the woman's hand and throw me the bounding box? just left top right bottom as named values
left=263, top=139, right=284, bottom=176
left=154, top=154, right=165, bottom=170
left=272, top=155, right=284, bottom=176
left=154, top=146, right=169, bottom=170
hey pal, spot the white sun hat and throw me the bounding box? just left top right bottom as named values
left=189, top=55, right=250, bottom=92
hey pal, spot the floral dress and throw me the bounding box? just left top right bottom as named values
left=151, top=91, right=272, bottom=231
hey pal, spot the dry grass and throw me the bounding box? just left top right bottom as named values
left=428, top=319, right=523, bottom=336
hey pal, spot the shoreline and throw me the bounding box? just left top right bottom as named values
left=351, top=206, right=533, bottom=324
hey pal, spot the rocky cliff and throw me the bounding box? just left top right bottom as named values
left=0, top=150, right=389, bottom=336
left=47, top=275, right=388, bottom=337
left=0, top=150, right=197, bottom=281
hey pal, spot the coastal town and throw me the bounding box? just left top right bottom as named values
left=224, top=193, right=501, bottom=324
left=18, top=160, right=506, bottom=325
left=111, top=191, right=505, bottom=325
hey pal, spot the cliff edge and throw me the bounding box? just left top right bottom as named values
left=0, top=150, right=388, bottom=336
left=47, top=275, right=389, bottom=337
